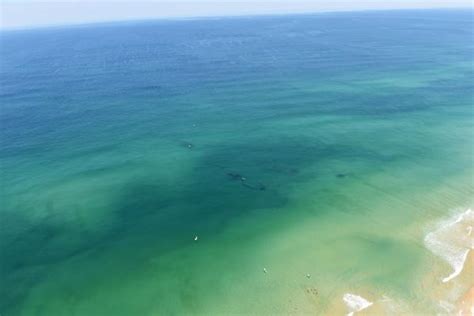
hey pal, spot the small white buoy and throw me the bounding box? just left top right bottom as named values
left=194, top=235, right=198, bottom=241
left=306, top=274, right=311, bottom=279
left=263, top=267, right=267, bottom=273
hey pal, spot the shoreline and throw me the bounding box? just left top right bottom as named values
left=327, top=207, right=474, bottom=315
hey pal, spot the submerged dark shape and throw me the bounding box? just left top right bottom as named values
left=227, top=173, right=266, bottom=191
left=227, top=173, right=244, bottom=181
left=180, top=141, right=194, bottom=149
left=140, top=84, right=162, bottom=91
left=289, top=168, right=299, bottom=175
left=242, top=182, right=266, bottom=191
left=305, top=287, right=319, bottom=297
left=336, top=173, right=347, bottom=178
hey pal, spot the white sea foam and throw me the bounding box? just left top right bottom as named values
left=424, top=209, right=474, bottom=283
left=438, top=300, right=456, bottom=313
left=343, top=293, right=373, bottom=316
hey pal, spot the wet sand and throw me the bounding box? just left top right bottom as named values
left=456, top=251, right=474, bottom=316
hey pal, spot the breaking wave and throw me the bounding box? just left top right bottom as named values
left=424, top=209, right=473, bottom=283
left=343, top=293, right=373, bottom=316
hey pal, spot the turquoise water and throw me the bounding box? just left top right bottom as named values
left=1, top=10, right=473, bottom=315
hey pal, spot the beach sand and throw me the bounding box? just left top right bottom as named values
left=456, top=251, right=474, bottom=316
left=323, top=209, right=474, bottom=316
left=457, top=286, right=474, bottom=316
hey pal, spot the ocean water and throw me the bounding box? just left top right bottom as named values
left=1, top=9, right=473, bottom=315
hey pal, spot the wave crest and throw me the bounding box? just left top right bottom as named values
left=424, top=209, right=473, bottom=283
left=343, top=293, right=373, bottom=316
